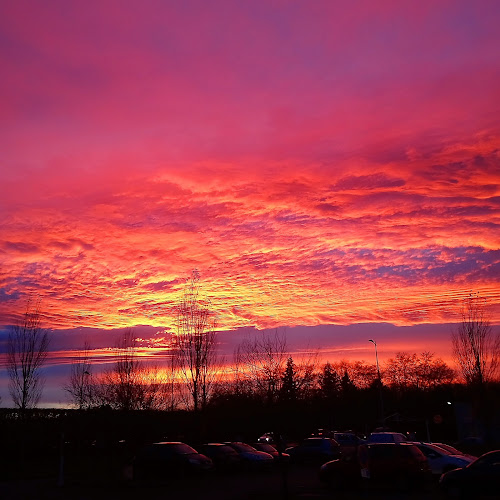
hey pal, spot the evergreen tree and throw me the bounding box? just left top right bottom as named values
left=318, top=362, right=340, bottom=399
left=280, top=357, right=298, bottom=402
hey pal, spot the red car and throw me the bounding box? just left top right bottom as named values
left=319, top=442, right=431, bottom=491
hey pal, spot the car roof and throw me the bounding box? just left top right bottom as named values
left=364, top=442, right=413, bottom=447
left=152, top=441, right=183, bottom=445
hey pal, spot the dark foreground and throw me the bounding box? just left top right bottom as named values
left=1, top=463, right=451, bottom=500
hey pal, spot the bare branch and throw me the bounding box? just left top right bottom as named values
left=452, top=293, right=499, bottom=386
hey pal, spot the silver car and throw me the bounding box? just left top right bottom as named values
left=412, top=442, right=473, bottom=476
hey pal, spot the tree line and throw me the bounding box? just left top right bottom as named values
left=4, top=283, right=499, bottom=415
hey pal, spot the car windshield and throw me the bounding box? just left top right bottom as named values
left=303, top=439, right=323, bottom=447
left=256, top=444, right=276, bottom=452
left=334, top=434, right=356, bottom=444
left=434, top=443, right=463, bottom=455
left=418, top=444, right=445, bottom=457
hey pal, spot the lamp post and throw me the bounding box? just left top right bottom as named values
left=369, top=339, right=381, bottom=381
left=369, top=339, right=384, bottom=425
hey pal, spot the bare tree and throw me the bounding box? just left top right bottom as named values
left=141, top=362, right=177, bottom=411
left=174, top=271, right=218, bottom=412
left=452, top=293, right=500, bottom=386
left=95, top=330, right=143, bottom=410
left=333, top=360, right=377, bottom=389
left=65, top=341, right=94, bottom=409
left=383, top=351, right=455, bottom=391
left=416, top=351, right=455, bottom=389
left=384, top=352, right=419, bottom=391
left=7, top=298, right=50, bottom=411
left=89, top=330, right=177, bottom=411
left=234, top=329, right=287, bottom=405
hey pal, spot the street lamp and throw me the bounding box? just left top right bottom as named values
left=369, top=339, right=384, bottom=424
left=369, top=339, right=381, bottom=381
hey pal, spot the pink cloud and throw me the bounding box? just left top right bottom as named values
left=0, top=1, right=499, bottom=369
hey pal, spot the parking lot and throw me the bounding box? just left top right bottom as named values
left=1, top=463, right=445, bottom=500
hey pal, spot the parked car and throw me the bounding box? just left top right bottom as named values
left=411, top=442, right=474, bottom=476
left=367, top=431, right=407, bottom=443
left=286, top=437, right=341, bottom=463
left=439, top=449, right=500, bottom=498
left=257, top=432, right=275, bottom=443
left=199, top=443, right=242, bottom=471
left=257, top=432, right=287, bottom=446
left=252, top=442, right=290, bottom=462
left=225, top=442, right=274, bottom=469
left=319, top=443, right=431, bottom=491
left=133, top=441, right=214, bottom=480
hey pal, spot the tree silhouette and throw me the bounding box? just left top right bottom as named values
left=7, top=298, right=50, bottom=411
left=280, top=357, right=298, bottom=403
left=452, top=293, right=499, bottom=386
left=318, top=362, right=341, bottom=399
left=175, top=271, right=218, bottom=412
left=95, top=331, right=173, bottom=410
left=234, top=329, right=287, bottom=405
left=65, top=340, right=94, bottom=409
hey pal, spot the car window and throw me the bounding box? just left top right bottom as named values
left=417, top=444, right=440, bottom=458
left=434, top=443, right=462, bottom=455
left=426, top=444, right=446, bottom=456
left=371, top=434, right=392, bottom=443
left=406, top=445, right=426, bottom=459
left=369, top=433, right=405, bottom=443
left=369, top=445, right=396, bottom=459
left=303, top=439, right=321, bottom=447
left=335, top=433, right=354, bottom=443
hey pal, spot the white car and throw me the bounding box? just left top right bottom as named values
left=412, top=442, right=474, bottom=476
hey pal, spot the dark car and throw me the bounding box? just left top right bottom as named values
left=286, top=437, right=341, bottom=463
left=252, top=442, right=290, bottom=462
left=319, top=442, right=431, bottom=491
left=199, top=443, right=242, bottom=471
left=439, top=449, right=500, bottom=498
left=133, top=441, right=214, bottom=480
left=225, top=442, right=274, bottom=469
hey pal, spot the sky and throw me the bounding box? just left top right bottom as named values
left=1, top=0, right=499, bottom=407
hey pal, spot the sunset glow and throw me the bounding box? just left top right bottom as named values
left=1, top=1, right=499, bottom=406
